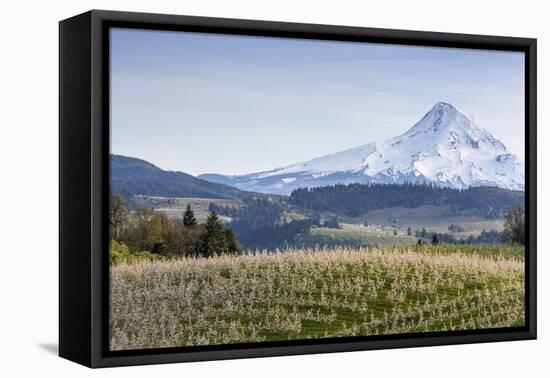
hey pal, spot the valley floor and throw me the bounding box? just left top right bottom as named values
left=109, top=244, right=524, bottom=351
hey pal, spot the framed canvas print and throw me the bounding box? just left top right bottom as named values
left=59, top=10, right=537, bottom=368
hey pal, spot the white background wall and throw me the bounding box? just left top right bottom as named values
left=0, top=0, right=546, bottom=376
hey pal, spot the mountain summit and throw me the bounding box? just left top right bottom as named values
left=199, top=103, right=524, bottom=195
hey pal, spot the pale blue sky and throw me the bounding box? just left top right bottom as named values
left=110, top=27, right=525, bottom=176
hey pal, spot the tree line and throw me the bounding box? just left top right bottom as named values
left=109, top=187, right=525, bottom=264
left=414, top=207, right=525, bottom=246
left=289, top=183, right=524, bottom=218
left=109, top=194, right=240, bottom=262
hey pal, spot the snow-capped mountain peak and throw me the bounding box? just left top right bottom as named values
left=407, top=102, right=474, bottom=135
left=199, top=102, right=524, bottom=195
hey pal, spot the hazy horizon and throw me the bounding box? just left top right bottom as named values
left=110, top=28, right=525, bottom=176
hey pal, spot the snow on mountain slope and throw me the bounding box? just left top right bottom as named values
left=199, top=102, right=524, bottom=195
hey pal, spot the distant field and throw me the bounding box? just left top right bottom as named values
left=346, top=205, right=505, bottom=236
left=133, top=195, right=240, bottom=222
left=110, top=244, right=524, bottom=350
left=304, top=223, right=419, bottom=247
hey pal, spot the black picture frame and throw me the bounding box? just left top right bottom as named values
left=59, top=9, right=537, bottom=368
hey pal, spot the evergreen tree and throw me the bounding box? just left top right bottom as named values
left=223, top=229, right=240, bottom=254
left=407, top=226, right=412, bottom=236
left=183, top=204, right=197, bottom=228
left=200, top=211, right=227, bottom=257
left=431, top=233, right=439, bottom=245
left=421, top=227, right=427, bottom=238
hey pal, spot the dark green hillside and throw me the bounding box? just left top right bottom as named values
left=110, top=154, right=254, bottom=202
left=289, top=183, right=524, bottom=217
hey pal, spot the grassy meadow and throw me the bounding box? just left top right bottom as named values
left=110, top=244, right=525, bottom=351
left=341, top=205, right=506, bottom=236
left=303, top=223, right=419, bottom=246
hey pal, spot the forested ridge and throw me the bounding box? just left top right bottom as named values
left=210, top=198, right=320, bottom=250
left=289, top=183, right=524, bottom=217
left=111, top=154, right=253, bottom=202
